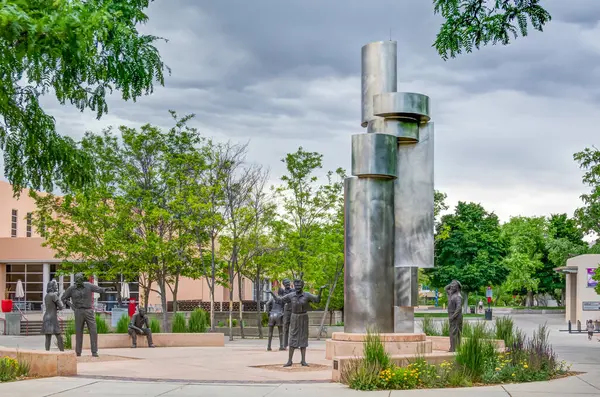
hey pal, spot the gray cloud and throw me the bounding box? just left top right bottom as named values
left=35, top=0, right=600, bottom=222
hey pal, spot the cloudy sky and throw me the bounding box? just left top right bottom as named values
left=40, top=0, right=600, bottom=222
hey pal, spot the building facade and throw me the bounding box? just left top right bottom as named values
left=555, top=254, right=600, bottom=324
left=0, top=181, right=254, bottom=312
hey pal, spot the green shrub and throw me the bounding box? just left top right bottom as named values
left=116, top=314, right=130, bottom=334
left=0, top=356, right=29, bottom=382
left=63, top=319, right=76, bottom=350
left=335, top=321, right=344, bottom=326
left=188, top=309, right=208, bottom=333
left=421, top=316, right=440, bottom=336
left=172, top=312, right=187, bottom=333
left=364, top=328, right=390, bottom=369
left=261, top=312, right=269, bottom=327
left=494, top=316, right=515, bottom=345
left=440, top=319, right=450, bottom=336
left=455, top=322, right=497, bottom=380
left=149, top=318, right=161, bottom=333
left=95, top=314, right=110, bottom=334
left=218, top=321, right=224, bottom=327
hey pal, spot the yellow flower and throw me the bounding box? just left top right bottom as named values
left=523, top=364, right=528, bottom=369
left=495, top=367, right=501, bottom=371
left=512, top=373, right=516, bottom=377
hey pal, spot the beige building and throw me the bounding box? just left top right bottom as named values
left=0, top=181, right=254, bottom=312
left=555, top=254, right=600, bottom=324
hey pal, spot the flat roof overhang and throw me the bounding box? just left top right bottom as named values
left=554, top=266, right=578, bottom=274
left=0, top=237, right=75, bottom=263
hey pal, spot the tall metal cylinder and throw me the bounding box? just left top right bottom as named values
left=344, top=176, right=395, bottom=334
left=361, top=41, right=397, bottom=128
left=351, top=133, right=397, bottom=178
left=394, top=122, right=435, bottom=270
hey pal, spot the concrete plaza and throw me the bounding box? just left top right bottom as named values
left=1, top=314, right=600, bottom=396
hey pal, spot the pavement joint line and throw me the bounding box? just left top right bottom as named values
left=72, top=375, right=323, bottom=385
left=501, top=385, right=513, bottom=396
left=154, top=384, right=188, bottom=396
left=42, top=380, right=100, bottom=397
left=577, top=375, right=600, bottom=391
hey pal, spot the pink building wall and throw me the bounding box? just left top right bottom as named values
left=0, top=181, right=42, bottom=238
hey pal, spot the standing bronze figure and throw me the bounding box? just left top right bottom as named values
left=270, top=277, right=327, bottom=367
left=41, top=280, right=64, bottom=351
left=265, top=288, right=285, bottom=351
left=61, top=273, right=111, bottom=357
left=128, top=308, right=155, bottom=348
left=281, top=278, right=293, bottom=349
left=445, top=279, right=463, bottom=352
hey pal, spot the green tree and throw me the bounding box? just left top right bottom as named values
left=275, top=147, right=345, bottom=278
left=501, top=216, right=547, bottom=306
left=433, top=0, right=551, bottom=60
left=574, top=147, right=600, bottom=240
left=428, top=201, right=509, bottom=311
left=434, top=190, right=449, bottom=218
left=1, top=0, right=167, bottom=193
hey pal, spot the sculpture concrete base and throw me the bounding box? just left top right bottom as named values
left=325, top=332, right=432, bottom=360
left=72, top=332, right=225, bottom=349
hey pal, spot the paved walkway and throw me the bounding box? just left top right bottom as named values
left=1, top=314, right=600, bottom=395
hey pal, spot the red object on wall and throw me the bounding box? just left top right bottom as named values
left=128, top=299, right=137, bottom=317
left=1, top=299, right=13, bottom=313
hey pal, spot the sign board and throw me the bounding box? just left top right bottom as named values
left=582, top=301, right=600, bottom=311
left=111, top=308, right=129, bottom=327
left=587, top=268, right=598, bottom=288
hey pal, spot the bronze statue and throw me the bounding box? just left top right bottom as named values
left=270, top=276, right=327, bottom=367
left=128, top=307, right=155, bottom=348
left=281, top=278, right=293, bottom=349
left=445, top=279, right=463, bottom=352
left=266, top=288, right=285, bottom=351
left=41, top=280, right=64, bottom=351
left=61, top=273, right=111, bottom=357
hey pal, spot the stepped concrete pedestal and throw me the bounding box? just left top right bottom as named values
left=325, top=332, right=432, bottom=360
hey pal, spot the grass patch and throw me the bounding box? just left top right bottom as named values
left=95, top=314, right=110, bottom=334
left=63, top=319, right=76, bottom=350
left=0, top=356, right=29, bottom=382
left=149, top=318, right=161, bottom=333
left=116, top=314, right=130, bottom=334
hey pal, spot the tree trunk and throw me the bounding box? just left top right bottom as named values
left=462, top=291, right=469, bottom=314
left=527, top=291, right=534, bottom=307
left=210, top=235, right=217, bottom=331
left=317, top=267, right=341, bottom=340
left=256, top=268, right=263, bottom=339
left=171, top=274, right=180, bottom=314
left=142, top=278, right=152, bottom=311
left=158, top=277, right=169, bottom=333
left=238, top=273, right=245, bottom=339
left=228, top=264, right=234, bottom=341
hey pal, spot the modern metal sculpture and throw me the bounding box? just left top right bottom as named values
left=345, top=41, right=434, bottom=334
left=41, top=280, right=64, bottom=351
left=265, top=288, right=285, bottom=351
left=445, top=280, right=463, bottom=352
left=61, top=273, right=111, bottom=357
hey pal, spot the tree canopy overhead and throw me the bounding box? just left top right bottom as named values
left=0, top=0, right=167, bottom=193
left=433, top=0, right=552, bottom=60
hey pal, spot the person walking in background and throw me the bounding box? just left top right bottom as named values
left=587, top=319, right=595, bottom=340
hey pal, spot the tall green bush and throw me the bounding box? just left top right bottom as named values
left=455, top=322, right=497, bottom=380
left=0, top=357, right=29, bottom=382
left=150, top=317, right=161, bottom=333
left=172, top=312, right=187, bottom=333
left=116, top=314, right=130, bottom=333
left=440, top=319, right=450, bottom=336
left=188, top=309, right=208, bottom=333
left=421, top=316, right=440, bottom=336
left=95, top=314, right=110, bottom=334
left=494, top=316, right=515, bottom=345
left=63, top=319, right=76, bottom=349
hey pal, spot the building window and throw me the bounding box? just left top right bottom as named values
left=26, top=212, right=32, bottom=237
left=11, top=209, right=17, bottom=237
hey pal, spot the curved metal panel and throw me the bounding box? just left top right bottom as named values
left=361, top=41, right=397, bottom=128
left=373, top=92, right=430, bottom=123
left=394, top=123, right=435, bottom=270
left=367, top=119, right=419, bottom=142
left=344, top=177, right=395, bottom=334
left=351, top=133, right=397, bottom=178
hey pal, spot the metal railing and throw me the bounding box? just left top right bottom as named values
left=14, top=304, right=29, bottom=336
